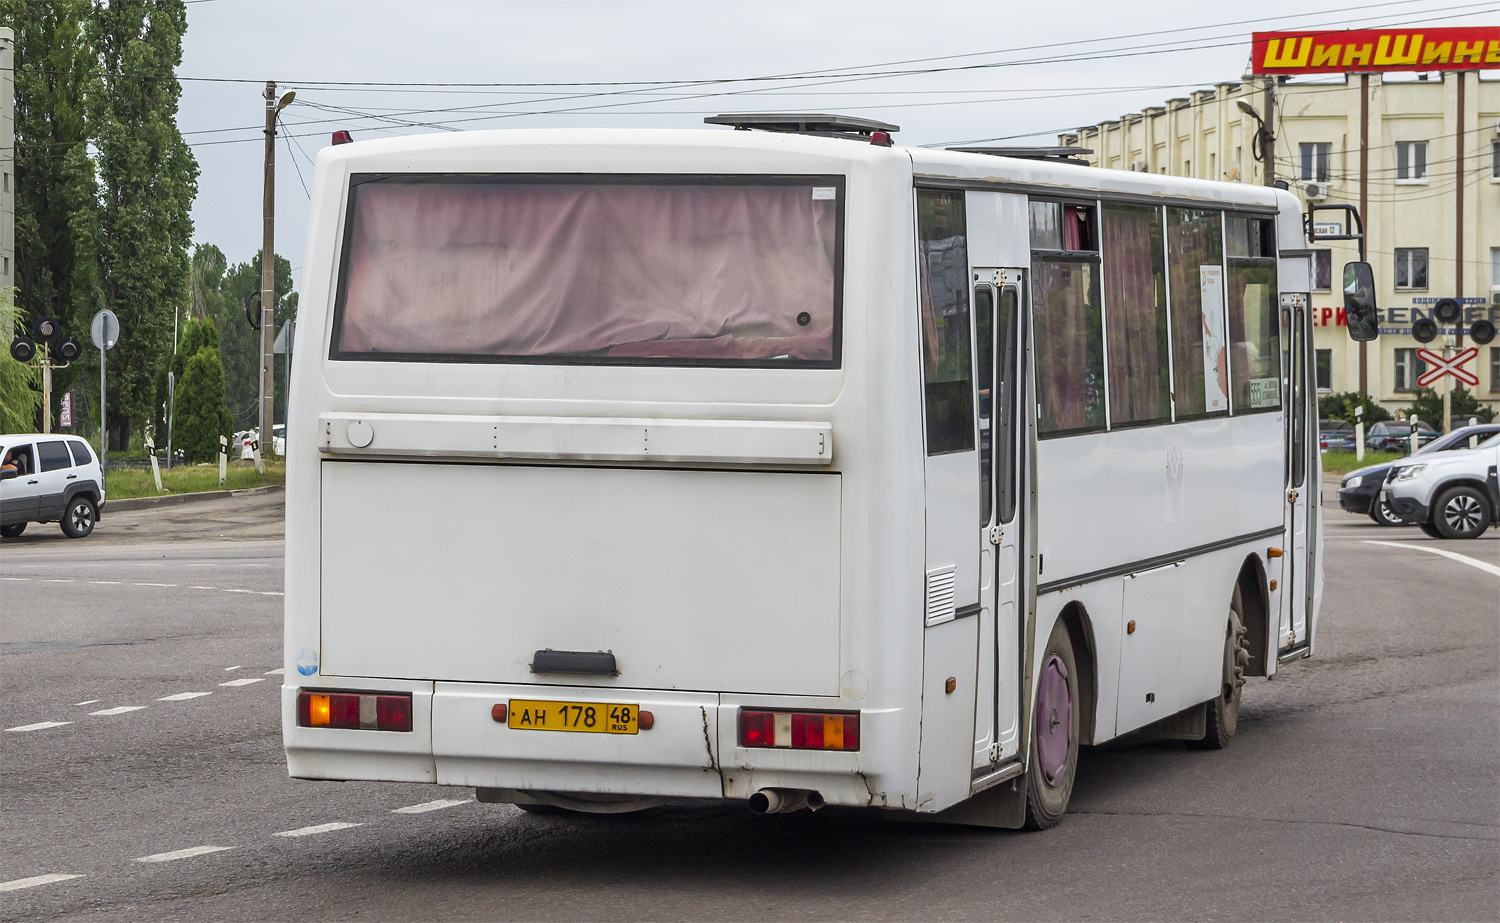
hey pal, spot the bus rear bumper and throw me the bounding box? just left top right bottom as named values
left=430, top=682, right=725, bottom=799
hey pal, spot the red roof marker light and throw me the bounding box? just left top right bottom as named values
left=332, top=130, right=353, bottom=145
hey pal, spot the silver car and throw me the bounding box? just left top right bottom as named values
left=1384, top=433, right=1500, bottom=539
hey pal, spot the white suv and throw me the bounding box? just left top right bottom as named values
left=0, top=434, right=107, bottom=539
left=1384, top=433, right=1500, bottom=539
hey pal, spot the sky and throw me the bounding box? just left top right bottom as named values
left=175, top=0, right=1499, bottom=288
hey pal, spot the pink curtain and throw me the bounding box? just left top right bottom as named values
left=335, top=180, right=839, bottom=362
left=1102, top=205, right=1169, bottom=424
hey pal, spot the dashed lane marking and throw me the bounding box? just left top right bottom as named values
left=89, top=580, right=121, bottom=585
left=132, top=582, right=178, bottom=588
left=265, top=668, right=284, bottom=675
left=43, top=578, right=74, bottom=583
left=220, top=678, right=264, bottom=687
left=0, top=576, right=28, bottom=580
left=1364, top=540, right=1500, bottom=578
left=273, top=822, right=363, bottom=838
left=225, top=665, right=242, bottom=671
left=0, top=873, right=84, bottom=893
left=222, top=588, right=254, bottom=594
left=261, top=591, right=285, bottom=596
left=89, top=706, right=147, bottom=716
left=190, top=585, right=218, bottom=590
left=5, top=721, right=72, bottom=732
left=134, top=845, right=233, bottom=863
left=158, top=692, right=213, bottom=702
left=73, top=700, right=99, bottom=706
left=392, top=798, right=471, bottom=814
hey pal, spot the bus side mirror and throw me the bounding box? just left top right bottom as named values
left=1343, top=261, right=1379, bottom=342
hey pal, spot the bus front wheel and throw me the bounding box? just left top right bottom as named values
left=1023, top=620, right=1079, bottom=830
left=1192, top=586, right=1248, bottom=750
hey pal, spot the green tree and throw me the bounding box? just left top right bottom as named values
left=90, top=0, right=198, bottom=451
left=209, top=252, right=295, bottom=430
left=5, top=0, right=102, bottom=419
left=152, top=315, right=219, bottom=439
left=1318, top=390, right=1392, bottom=425
left=1, top=292, right=42, bottom=432
left=171, top=345, right=232, bottom=463
left=1401, top=386, right=1496, bottom=430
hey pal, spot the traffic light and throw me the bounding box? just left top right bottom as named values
left=9, top=337, right=35, bottom=362
left=1471, top=318, right=1497, bottom=346
left=56, top=337, right=83, bottom=362
left=1432, top=297, right=1462, bottom=325
left=1412, top=317, right=1438, bottom=343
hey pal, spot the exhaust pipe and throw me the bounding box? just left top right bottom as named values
left=747, top=788, right=825, bottom=814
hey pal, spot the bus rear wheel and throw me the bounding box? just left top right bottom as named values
left=1192, top=586, right=1248, bottom=750
left=1023, top=620, right=1079, bottom=830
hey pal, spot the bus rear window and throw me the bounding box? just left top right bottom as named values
left=329, top=175, right=843, bottom=367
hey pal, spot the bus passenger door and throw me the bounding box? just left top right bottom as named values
left=1279, top=295, right=1310, bottom=652
left=972, top=271, right=1026, bottom=774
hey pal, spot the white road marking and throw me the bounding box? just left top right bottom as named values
left=43, top=578, right=74, bottom=583
left=134, top=845, right=233, bottom=863
left=73, top=700, right=100, bottom=706
left=1364, top=540, right=1500, bottom=578
left=158, top=692, right=212, bottom=702
left=132, top=582, right=178, bottom=588
left=260, top=591, right=285, bottom=596
left=220, top=678, right=264, bottom=687
left=224, top=665, right=242, bottom=671
left=222, top=588, right=254, bottom=594
left=273, top=822, right=362, bottom=838
left=392, top=798, right=471, bottom=814
left=264, top=668, right=284, bottom=675
left=89, top=580, right=121, bottom=585
left=189, top=585, right=218, bottom=590
left=0, top=873, right=84, bottom=893
left=6, top=721, right=72, bottom=732
left=0, top=577, right=30, bottom=581
left=89, top=706, right=146, bottom=716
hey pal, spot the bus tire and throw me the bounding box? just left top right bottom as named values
left=1023, top=620, right=1079, bottom=830
left=1192, top=586, right=1248, bottom=750
left=1433, top=486, right=1491, bottom=540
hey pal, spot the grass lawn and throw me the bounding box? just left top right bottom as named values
left=1319, top=450, right=1406, bottom=477
left=106, top=461, right=285, bottom=500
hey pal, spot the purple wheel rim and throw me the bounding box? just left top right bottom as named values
left=1035, top=653, right=1071, bottom=787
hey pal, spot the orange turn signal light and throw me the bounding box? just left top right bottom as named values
left=1267, top=547, right=1283, bottom=558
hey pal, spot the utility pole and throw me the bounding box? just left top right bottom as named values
left=1261, top=77, right=1276, bottom=187
left=261, top=83, right=295, bottom=458
left=1358, top=74, right=1369, bottom=398
left=1446, top=70, right=1468, bottom=435
left=260, top=81, right=276, bottom=459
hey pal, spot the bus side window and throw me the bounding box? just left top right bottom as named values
left=917, top=190, right=975, bottom=455
left=995, top=285, right=1019, bottom=522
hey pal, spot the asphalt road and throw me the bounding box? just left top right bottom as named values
left=2, top=489, right=1496, bottom=922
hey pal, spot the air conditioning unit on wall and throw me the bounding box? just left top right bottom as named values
left=1129, top=160, right=1147, bottom=172
left=1490, top=289, right=1500, bottom=306
left=1304, top=182, right=1327, bottom=200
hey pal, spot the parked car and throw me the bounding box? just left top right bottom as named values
left=0, top=433, right=106, bottom=538
left=238, top=425, right=286, bottom=461
left=1365, top=420, right=1439, bottom=453
left=1319, top=418, right=1356, bottom=453
left=1339, top=424, right=1500, bottom=525
left=1383, top=433, right=1500, bottom=539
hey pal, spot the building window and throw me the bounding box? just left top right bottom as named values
left=1493, top=141, right=1500, bottom=179
left=1395, top=248, right=1428, bottom=291
left=1315, top=348, right=1332, bottom=391
left=1300, top=143, right=1331, bottom=181
left=1491, top=247, right=1499, bottom=289
left=1183, top=159, right=1191, bottom=178
left=2, top=172, right=9, bottom=193
left=1313, top=250, right=1332, bottom=291
left=1492, top=347, right=1500, bottom=394
left=1395, top=141, right=1427, bottom=180
left=1394, top=348, right=1428, bottom=392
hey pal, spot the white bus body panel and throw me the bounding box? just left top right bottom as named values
left=320, top=461, right=842, bottom=696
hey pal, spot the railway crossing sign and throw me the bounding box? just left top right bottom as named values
left=1415, top=347, right=1479, bottom=388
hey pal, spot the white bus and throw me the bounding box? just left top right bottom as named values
left=283, top=117, right=1326, bottom=829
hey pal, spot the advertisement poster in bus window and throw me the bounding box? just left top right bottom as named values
left=1199, top=266, right=1228, bottom=412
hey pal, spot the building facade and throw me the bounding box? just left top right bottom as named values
left=1060, top=71, right=1500, bottom=420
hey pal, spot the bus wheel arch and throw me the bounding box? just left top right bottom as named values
left=1054, top=601, right=1098, bottom=747
left=1237, top=556, right=1271, bottom=678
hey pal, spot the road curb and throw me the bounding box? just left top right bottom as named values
left=106, top=484, right=285, bottom=513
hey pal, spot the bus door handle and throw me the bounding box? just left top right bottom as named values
left=987, top=524, right=1003, bottom=545
left=1287, top=488, right=1299, bottom=504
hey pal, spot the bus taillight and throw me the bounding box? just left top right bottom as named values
left=296, top=690, right=412, bottom=732
left=738, top=709, right=859, bottom=751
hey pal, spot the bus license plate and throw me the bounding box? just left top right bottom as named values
left=507, top=700, right=639, bottom=734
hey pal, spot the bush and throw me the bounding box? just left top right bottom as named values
left=172, top=346, right=234, bottom=462
left=1318, top=391, right=1393, bottom=425
left=1401, top=386, right=1495, bottom=429
left=0, top=292, right=41, bottom=432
